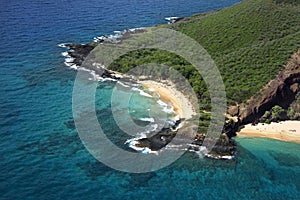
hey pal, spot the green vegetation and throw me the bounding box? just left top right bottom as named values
left=167, top=0, right=300, bottom=105
left=287, top=107, right=297, bottom=119
left=109, top=49, right=210, bottom=110
left=102, top=0, right=300, bottom=132
left=107, top=0, right=300, bottom=110
left=288, top=93, right=300, bottom=119
left=271, top=105, right=286, bottom=121
left=260, top=104, right=300, bottom=123
left=198, top=112, right=211, bottom=133
left=274, top=0, right=300, bottom=5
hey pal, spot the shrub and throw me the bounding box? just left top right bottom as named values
left=271, top=105, right=286, bottom=121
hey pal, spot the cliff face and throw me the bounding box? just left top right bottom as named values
left=228, top=49, right=300, bottom=125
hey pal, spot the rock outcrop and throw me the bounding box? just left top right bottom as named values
left=64, top=43, right=95, bottom=66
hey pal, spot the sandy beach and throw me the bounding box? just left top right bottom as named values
left=140, top=80, right=196, bottom=120
left=237, top=121, right=300, bottom=144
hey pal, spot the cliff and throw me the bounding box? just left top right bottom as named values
left=228, top=49, right=300, bottom=125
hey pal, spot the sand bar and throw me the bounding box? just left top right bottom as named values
left=140, top=80, right=196, bottom=120
left=237, top=120, right=300, bottom=144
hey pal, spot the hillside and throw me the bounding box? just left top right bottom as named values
left=236, top=49, right=300, bottom=124
left=108, top=0, right=300, bottom=109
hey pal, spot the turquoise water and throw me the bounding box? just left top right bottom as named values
left=1, top=0, right=299, bottom=199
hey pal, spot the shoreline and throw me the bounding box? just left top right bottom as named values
left=237, top=120, right=300, bottom=144
left=140, top=80, right=196, bottom=120
left=59, top=42, right=197, bottom=121
left=59, top=27, right=236, bottom=160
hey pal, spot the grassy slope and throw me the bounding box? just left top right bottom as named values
left=168, top=0, right=300, bottom=104
left=108, top=0, right=300, bottom=108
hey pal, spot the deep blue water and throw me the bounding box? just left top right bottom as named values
left=1, top=0, right=299, bottom=199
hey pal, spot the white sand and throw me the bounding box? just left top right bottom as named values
left=237, top=120, right=300, bottom=144
left=140, top=80, right=196, bottom=120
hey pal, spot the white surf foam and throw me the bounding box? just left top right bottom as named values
left=150, top=124, right=158, bottom=132
left=124, top=121, right=163, bottom=155
left=131, top=87, right=153, bottom=98
left=102, top=77, right=117, bottom=82
left=70, top=65, right=79, bottom=70
left=125, top=138, right=158, bottom=155
left=171, top=121, right=184, bottom=131
left=139, top=90, right=153, bottom=98
left=156, top=100, right=175, bottom=114
left=157, top=100, right=168, bottom=107
left=139, top=117, right=155, bottom=123
left=112, top=73, right=123, bottom=79
left=116, top=81, right=130, bottom=88
left=61, top=52, right=70, bottom=57
left=205, top=154, right=234, bottom=160
left=58, top=43, right=67, bottom=48
left=128, top=27, right=146, bottom=32
left=65, top=57, right=74, bottom=63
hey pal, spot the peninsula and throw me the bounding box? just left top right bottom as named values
left=61, top=0, right=300, bottom=158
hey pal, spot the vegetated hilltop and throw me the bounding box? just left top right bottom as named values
left=107, top=0, right=300, bottom=124
left=169, top=0, right=300, bottom=104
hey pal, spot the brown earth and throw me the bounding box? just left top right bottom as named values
left=228, top=49, right=300, bottom=125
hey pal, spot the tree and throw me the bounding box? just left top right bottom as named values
left=271, top=105, right=286, bottom=121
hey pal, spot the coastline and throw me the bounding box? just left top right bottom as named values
left=237, top=121, right=300, bottom=144
left=140, top=80, right=196, bottom=120
left=57, top=8, right=243, bottom=160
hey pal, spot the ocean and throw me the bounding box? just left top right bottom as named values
left=1, top=0, right=299, bottom=199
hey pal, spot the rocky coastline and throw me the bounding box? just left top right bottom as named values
left=59, top=34, right=237, bottom=160
left=60, top=33, right=300, bottom=158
